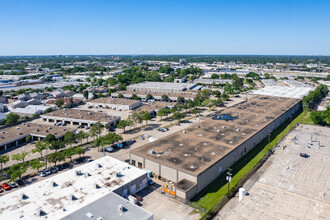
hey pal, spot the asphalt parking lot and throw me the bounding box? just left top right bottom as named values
left=136, top=184, right=200, bottom=220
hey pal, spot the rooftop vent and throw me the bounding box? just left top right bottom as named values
left=68, top=194, right=75, bottom=201
left=1, top=131, right=5, bottom=134
left=149, top=149, right=156, bottom=154
left=48, top=127, right=52, bottom=130
left=54, top=132, right=57, bottom=135
left=1, top=137, right=4, bottom=139
left=18, top=132, right=23, bottom=135
left=93, top=183, right=99, bottom=189
left=19, top=193, right=27, bottom=200
left=118, top=205, right=125, bottom=212
left=50, top=181, right=56, bottom=187
left=183, top=130, right=186, bottom=134
left=16, top=127, right=20, bottom=130
left=63, top=128, right=66, bottom=131
left=36, top=208, right=44, bottom=216
left=96, top=163, right=102, bottom=168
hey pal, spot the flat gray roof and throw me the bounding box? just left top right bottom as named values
left=62, top=192, right=153, bottom=220
left=226, top=124, right=330, bottom=219
left=131, top=96, right=300, bottom=176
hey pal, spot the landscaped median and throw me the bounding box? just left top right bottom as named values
left=189, top=110, right=314, bottom=220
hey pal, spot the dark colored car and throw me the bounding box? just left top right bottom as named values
left=50, top=167, right=58, bottom=173
left=15, top=180, right=24, bottom=186
left=62, top=163, right=71, bottom=169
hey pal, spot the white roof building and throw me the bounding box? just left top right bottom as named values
left=0, top=156, right=149, bottom=220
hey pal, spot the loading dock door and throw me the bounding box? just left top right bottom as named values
left=130, top=184, right=137, bottom=194
left=142, top=178, right=148, bottom=189
left=122, top=189, right=128, bottom=197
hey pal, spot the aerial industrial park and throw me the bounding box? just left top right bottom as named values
left=0, top=55, right=328, bottom=220
left=1, top=0, right=330, bottom=219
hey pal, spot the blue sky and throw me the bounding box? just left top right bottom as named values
left=0, top=0, right=329, bottom=55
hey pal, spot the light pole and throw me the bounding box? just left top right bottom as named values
left=226, top=168, right=232, bottom=198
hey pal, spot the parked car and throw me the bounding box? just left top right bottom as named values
left=85, top=126, right=90, bottom=130
left=61, top=163, right=71, bottom=169
left=9, top=182, right=17, bottom=188
left=50, top=167, right=58, bottom=173
left=54, top=165, right=61, bottom=171
left=105, top=147, right=115, bottom=152
left=43, top=169, right=52, bottom=175
left=300, top=152, right=309, bottom=158
left=144, top=134, right=151, bottom=138
left=138, top=136, right=144, bottom=140
left=39, top=171, right=47, bottom=177
left=15, top=179, right=24, bottom=186
left=54, top=122, right=62, bottom=126
left=87, top=159, right=93, bottom=163
left=2, top=183, right=11, bottom=191
left=132, top=194, right=142, bottom=202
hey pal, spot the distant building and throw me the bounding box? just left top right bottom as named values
left=52, top=90, right=66, bottom=98
left=12, top=100, right=28, bottom=108
left=127, top=82, right=197, bottom=93
left=87, top=97, right=140, bottom=111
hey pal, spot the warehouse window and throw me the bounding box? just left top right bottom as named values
left=131, top=160, right=136, bottom=166
left=138, top=162, right=143, bottom=169
left=244, top=148, right=247, bottom=153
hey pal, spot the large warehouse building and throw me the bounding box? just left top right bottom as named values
left=0, top=156, right=153, bottom=220
left=41, top=109, right=121, bottom=127
left=0, top=123, right=76, bottom=151
left=126, top=82, right=197, bottom=93
left=130, top=96, right=302, bottom=200
left=87, top=97, right=141, bottom=110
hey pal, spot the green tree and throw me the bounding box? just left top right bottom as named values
left=142, top=111, right=151, bottom=125
left=211, top=73, right=219, bottom=79
left=75, top=147, right=85, bottom=158
left=161, top=94, right=169, bottom=102
left=146, top=94, right=153, bottom=100
left=12, top=151, right=29, bottom=163
left=76, top=130, right=87, bottom=145
left=5, top=113, right=20, bottom=125
left=44, top=134, right=56, bottom=143
left=221, top=93, right=230, bottom=100
left=6, top=163, right=28, bottom=181
left=173, top=112, right=186, bottom=125
left=32, top=140, right=49, bottom=159
left=83, top=90, right=89, bottom=100
left=47, top=151, right=65, bottom=166
left=29, top=159, right=46, bottom=172
left=45, top=107, right=52, bottom=113
left=212, top=90, right=221, bottom=98
left=118, top=93, right=124, bottom=98
left=157, top=108, right=167, bottom=120
left=177, top=96, right=185, bottom=104
left=49, top=140, right=65, bottom=152
left=64, top=131, right=76, bottom=146
left=90, top=122, right=104, bottom=139
left=117, top=120, right=128, bottom=132
left=26, top=135, right=32, bottom=142
left=55, top=99, right=64, bottom=108
left=0, top=155, right=9, bottom=172
left=63, top=147, right=76, bottom=162
left=191, top=108, right=200, bottom=116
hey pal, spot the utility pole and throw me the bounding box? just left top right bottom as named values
left=226, top=168, right=232, bottom=198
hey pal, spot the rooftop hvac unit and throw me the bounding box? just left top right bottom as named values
left=68, top=194, right=75, bottom=201
left=36, top=208, right=43, bottom=216
left=118, top=204, right=125, bottom=212
left=183, top=130, right=186, bottom=134
left=93, top=183, right=99, bottom=189
left=19, top=193, right=26, bottom=200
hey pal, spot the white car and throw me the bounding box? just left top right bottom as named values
left=105, top=147, right=115, bottom=152
left=43, top=169, right=52, bottom=175
left=39, top=171, right=47, bottom=177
